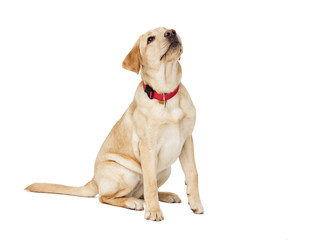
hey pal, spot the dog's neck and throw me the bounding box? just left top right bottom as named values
left=141, top=61, right=181, bottom=94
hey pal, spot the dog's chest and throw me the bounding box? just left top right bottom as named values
left=156, top=115, right=193, bottom=172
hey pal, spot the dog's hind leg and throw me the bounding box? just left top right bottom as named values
left=157, top=167, right=181, bottom=203
left=100, top=196, right=144, bottom=211
left=96, top=161, right=144, bottom=211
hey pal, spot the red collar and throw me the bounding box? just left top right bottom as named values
left=143, top=82, right=180, bottom=102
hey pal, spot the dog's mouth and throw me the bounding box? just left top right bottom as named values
left=160, top=40, right=181, bottom=61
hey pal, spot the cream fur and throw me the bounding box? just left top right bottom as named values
left=26, top=27, right=203, bottom=221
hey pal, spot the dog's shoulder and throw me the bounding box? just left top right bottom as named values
left=178, top=83, right=196, bottom=119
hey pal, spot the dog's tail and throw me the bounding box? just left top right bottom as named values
left=25, top=179, right=98, bottom=197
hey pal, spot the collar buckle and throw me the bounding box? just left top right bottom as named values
left=144, top=84, right=154, bottom=99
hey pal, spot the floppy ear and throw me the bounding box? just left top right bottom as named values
left=122, top=39, right=141, bottom=74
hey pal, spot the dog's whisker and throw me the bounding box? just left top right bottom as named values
left=161, top=42, right=170, bottom=49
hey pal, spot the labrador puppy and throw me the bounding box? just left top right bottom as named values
left=26, top=27, right=204, bottom=221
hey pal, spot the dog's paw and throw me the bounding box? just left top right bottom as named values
left=145, top=207, right=164, bottom=221
left=158, top=192, right=181, bottom=203
left=188, top=196, right=204, bottom=214
left=126, top=198, right=144, bottom=211
left=190, top=203, right=204, bottom=214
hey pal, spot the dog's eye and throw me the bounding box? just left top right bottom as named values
left=147, top=36, right=155, bottom=44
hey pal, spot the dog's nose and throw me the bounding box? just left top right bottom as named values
left=164, top=29, right=177, bottom=41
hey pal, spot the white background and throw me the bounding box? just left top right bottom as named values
left=1, top=0, right=325, bottom=239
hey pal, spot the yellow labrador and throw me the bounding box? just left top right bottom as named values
left=26, top=27, right=204, bottom=221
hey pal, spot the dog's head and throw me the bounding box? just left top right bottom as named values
left=122, top=27, right=183, bottom=74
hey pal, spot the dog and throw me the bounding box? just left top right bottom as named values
left=26, top=27, right=204, bottom=221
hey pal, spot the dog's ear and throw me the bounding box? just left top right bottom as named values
left=122, top=39, right=141, bottom=74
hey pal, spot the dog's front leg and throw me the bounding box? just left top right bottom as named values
left=179, top=136, right=204, bottom=214
left=140, top=141, right=164, bottom=221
